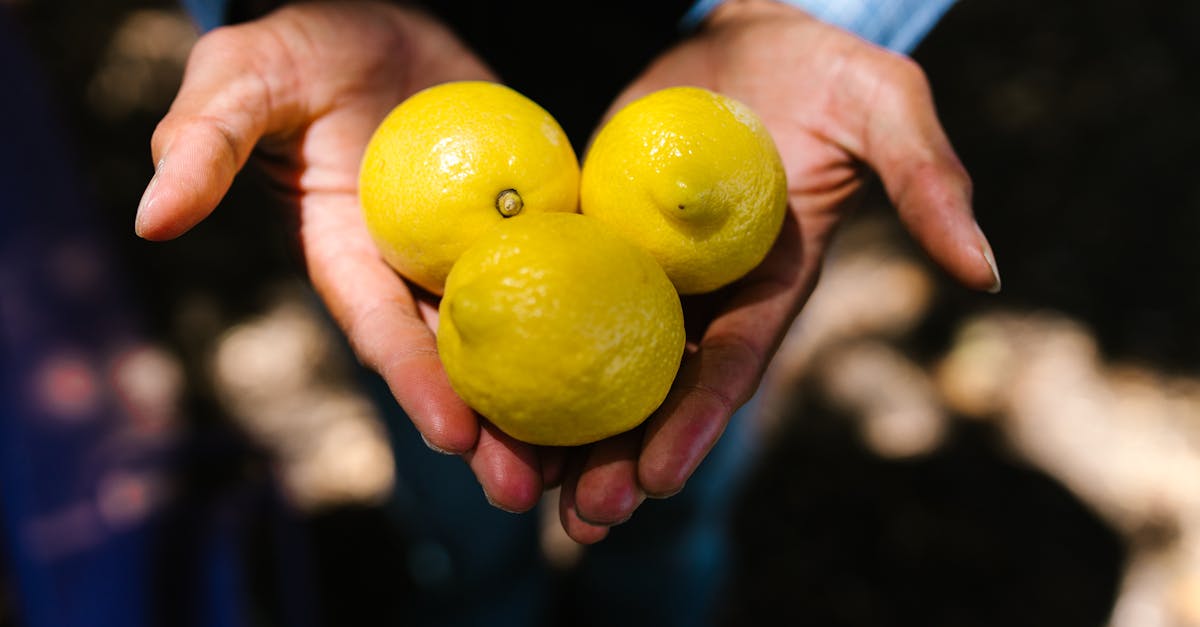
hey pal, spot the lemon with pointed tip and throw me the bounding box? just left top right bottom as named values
left=580, top=86, right=787, bottom=294
left=437, top=212, right=685, bottom=446
left=359, top=81, right=579, bottom=294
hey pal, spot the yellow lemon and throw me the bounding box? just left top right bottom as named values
left=438, top=213, right=685, bottom=446
left=359, top=81, right=580, bottom=294
left=580, top=86, right=788, bottom=294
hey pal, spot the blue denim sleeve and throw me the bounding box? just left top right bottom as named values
left=681, top=0, right=957, bottom=53
left=179, top=0, right=229, bottom=31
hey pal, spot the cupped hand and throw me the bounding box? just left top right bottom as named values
left=136, top=2, right=548, bottom=512
left=560, top=0, right=1001, bottom=543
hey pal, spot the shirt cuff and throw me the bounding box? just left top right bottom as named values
left=681, top=0, right=957, bottom=53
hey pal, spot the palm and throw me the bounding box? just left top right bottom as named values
left=556, top=2, right=998, bottom=542
left=140, top=3, right=561, bottom=510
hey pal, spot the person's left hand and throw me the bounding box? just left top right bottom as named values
left=556, top=0, right=1001, bottom=543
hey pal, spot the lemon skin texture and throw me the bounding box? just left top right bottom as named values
left=580, top=86, right=788, bottom=295
left=437, top=213, right=686, bottom=447
left=359, top=81, right=580, bottom=294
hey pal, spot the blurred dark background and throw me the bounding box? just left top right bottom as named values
left=5, top=0, right=1200, bottom=625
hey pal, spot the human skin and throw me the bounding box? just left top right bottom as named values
left=557, top=0, right=1000, bottom=543
left=136, top=0, right=998, bottom=543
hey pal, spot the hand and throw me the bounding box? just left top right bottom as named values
left=558, top=0, right=1001, bottom=542
left=136, top=2, right=552, bottom=512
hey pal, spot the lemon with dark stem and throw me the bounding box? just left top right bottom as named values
left=359, top=81, right=579, bottom=294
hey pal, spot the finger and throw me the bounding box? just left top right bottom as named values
left=136, top=24, right=300, bottom=240
left=539, top=447, right=568, bottom=490
left=462, top=421, right=543, bottom=513
left=573, top=429, right=645, bottom=526
left=299, top=192, right=481, bottom=454
left=858, top=54, right=1001, bottom=293
left=639, top=213, right=810, bottom=497
left=558, top=453, right=610, bottom=544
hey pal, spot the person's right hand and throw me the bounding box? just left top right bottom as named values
left=136, top=2, right=550, bottom=512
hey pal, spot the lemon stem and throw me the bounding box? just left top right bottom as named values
left=496, top=189, right=524, bottom=217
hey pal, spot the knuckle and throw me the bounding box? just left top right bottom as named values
left=640, top=458, right=688, bottom=498
left=880, top=51, right=927, bottom=85
left=874, top=54, right=932, bottom=106
left=894, top=54, right=929, bottom=85
left=201, top=115, right=246, bottom=170
left=644, top=474, right=686, bottom=500
left=691, top=380, right=738, bottom=419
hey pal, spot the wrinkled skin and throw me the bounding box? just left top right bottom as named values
left=137, top=0, right=998, bottom=544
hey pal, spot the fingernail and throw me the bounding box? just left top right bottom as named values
left=981, top=242, right=1002, bottom=294
left=973, top=223, right=1001, bottom=294
left=577, top=491, right=645, bottom=527
left=420, top=432, right=454, bottom=455
left=645, top=484, right=684, bottom=500
left=134, top=158, right=164, bottom=238
left=483, top=490, right=523, bottom=514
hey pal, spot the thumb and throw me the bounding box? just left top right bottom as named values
left=135, top=24, right=302, bottom=240
left=857, top=54, right=1001, bottom=293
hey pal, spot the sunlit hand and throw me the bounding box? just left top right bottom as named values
left=135, top=2, right=551, bottom=512
left=558, top=0, right=1001, bottom=542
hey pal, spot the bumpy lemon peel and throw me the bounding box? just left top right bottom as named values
left=359, top=81, right=579, bottom=295
left=438, top=213, right=685, bottom=447
left=581, top=86, right=787, bottom=294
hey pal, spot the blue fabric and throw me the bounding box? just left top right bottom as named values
left=683, top=0, right=958, bottom=52
left=0, top=8, right=314, bottom=626
left=0, top=11, right=159, bottom=626
left=180, top=0, right=229, bottom=31
left=680, top=0, right=725, bottom=31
